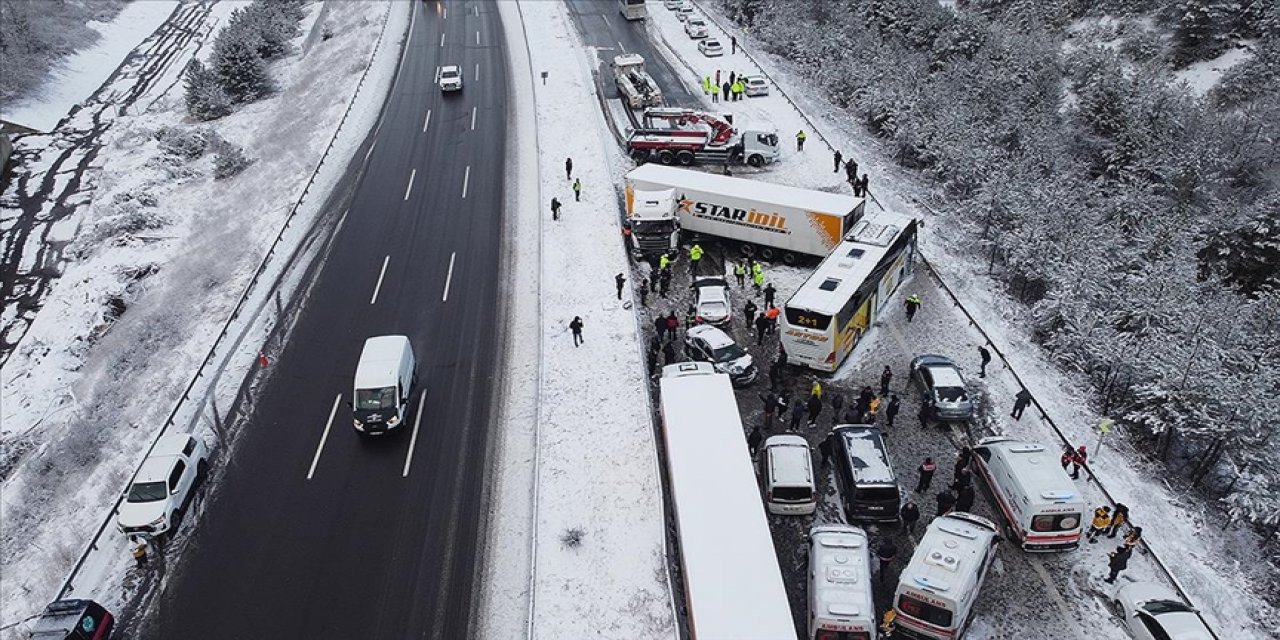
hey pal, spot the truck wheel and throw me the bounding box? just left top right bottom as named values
left=738, top=243, right=756, bottom=258
left=760, top=246, right=776, bottom=261
left=658, top=150, right=676, bottom=165
left=631, top=148, right=649, bottom=163
left=747, top=154, right=765, bottom=168
left=676, top=151, right=695, bottom=166
left=782, top=252, right=798, bottom=266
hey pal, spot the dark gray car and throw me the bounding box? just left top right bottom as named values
left=910, top=354, right=975, bottom=422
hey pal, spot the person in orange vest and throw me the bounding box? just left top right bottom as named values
left=765, top=304, right=781, bottom=334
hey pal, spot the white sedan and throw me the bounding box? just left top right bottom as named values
left=1114, top=582, right=1213, bottom=640
left=685, top=18, right=708, bottom=39
left=692, top=277, right=731, bottom=326
left=698, top=39, right=724, bottom=58
left=744, top=76, right=769, bottom=96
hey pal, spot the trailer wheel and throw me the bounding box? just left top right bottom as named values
left=747, top=154, right=765, bottom=168
left=738, top=243, right=756, bottom=258
left=782, top=252, right=798, bottom=266
left=658, top=150, right=676, bottom=165
left=631, top=148, right=649, bottom=163
left=676, top=151, right=695, bottom=166
left=759, top=246, right=776, bottom=261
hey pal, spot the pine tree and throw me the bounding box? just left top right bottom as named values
left=183, top=59, right=232, bottom=121
left=210, top=8, right=273, bottom=103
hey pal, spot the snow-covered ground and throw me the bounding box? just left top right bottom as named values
left=1, top=0, right=179, bottom=133
left=479, top=2, right=679, bottom=639
left=1175, top=43, right=1255, bottom=96
left=642, top=2, right=1274, bottom=637
left=0, top=1, right=410, bottom=633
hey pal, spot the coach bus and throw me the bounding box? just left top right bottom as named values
left=780, top=210, right=918, bottom=372
left=620, top=0, right=647, bottom=20
left=658, top=362, right=797, bottom=639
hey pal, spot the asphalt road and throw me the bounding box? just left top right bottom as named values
left=563, top=0, right=700, bottom=108
left=142, top=2, right=507, bottom=638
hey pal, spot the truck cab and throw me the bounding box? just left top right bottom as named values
left=624, top=185, right=679, bottom=259
left=352, top=336, right=416, bottom=435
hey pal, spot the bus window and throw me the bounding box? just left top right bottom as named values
left=897, top=594, right=953, bottom=628
left=785, top=308, right=830, bottom=331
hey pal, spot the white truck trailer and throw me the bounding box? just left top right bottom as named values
left=658, top=362, right=796, bottom=640
left=613, top=54, right=663, bottom=109
left=624, top=163, right=866, bottom=263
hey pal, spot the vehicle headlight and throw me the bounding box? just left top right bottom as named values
left=150, top=515, right=166, bottom=526
left=387, top=415, right=401, bottom=427
left=353, top=420, right=365, bottom=430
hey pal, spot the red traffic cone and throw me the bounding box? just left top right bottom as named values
left=258, top=351, right=269, bottom=368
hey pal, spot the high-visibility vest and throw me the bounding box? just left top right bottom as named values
left=690, top=245, right=703, bottom=261
left=660, top=254, right=670, bottom=269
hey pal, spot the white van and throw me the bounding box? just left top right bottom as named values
left=761, top=434, right=817, bottom=515
left=351, top=335, right=416, bottom=435
left=893, top=512, right=999, bottom=640
left=971, top=436, right=1085, bottom=551
left=808, top=525, right=876, bottom=640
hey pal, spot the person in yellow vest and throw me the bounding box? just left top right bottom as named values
left=659, top=253, right=671, bottom=271
left=810, top=381, right=823, bottom=399
left=733, top=261, right=747, bottom=287
left=689, top=244, right=704, bottom=269
left=879, top=608, right=896, bottom=636
left=1087, top=505, right=1112, bottom=543
left=796, top=129, right=807, bottom=151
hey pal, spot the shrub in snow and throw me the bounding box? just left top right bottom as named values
left=560, top=527, right=586, bottom=549
left=154, top=126, right=211, bottom=160
left=213, top=140, right=252, bottom=180
left=184, top=59, right=233, bottom=121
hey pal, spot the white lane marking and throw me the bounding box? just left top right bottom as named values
left=402, top=389, right=428, bottom=477
left=443, top=251, right=456, bottom=302
left=602, top=14, right=611, bottom=27
left=461, top=165, right=470, bottom=199
left=470, top=106, right=476, bottom=131
left=474, top=63, right=479, bottom=82
left=439, top=32, right=445, bottom=47
left=363, top=139, right=377, bottom=164
left=422, top=109, right=432, bottom=133
left=370, top=255, right=390, bottom=304
left=475, top=30, right=480, bottom=45
left=307, top=394, right=342, bottom=480
left=404, top=168, right=417, bottom=201
left=442, top=5, right=447, bottom=19
left=618, top=40, right=625, bottom=52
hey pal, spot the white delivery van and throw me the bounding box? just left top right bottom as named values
left=761, top=434, right=817, bottom=515
left=351, top=335, right=416, bottom=435
left=808, top=525, right=876, bottom=640
left=971, top=436, right=1085, bottom=551
left=893, top=513, right=999, bottom=640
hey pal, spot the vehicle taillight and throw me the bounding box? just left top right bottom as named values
left=825, top=352, right=835, bottom=363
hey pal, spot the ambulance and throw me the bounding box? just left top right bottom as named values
left=971, top=436, right=1085, bottom=551
left=892, top=513, right=999, bottom=639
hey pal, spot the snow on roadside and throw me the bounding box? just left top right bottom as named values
left=490, top=2, right=678, bottom=639
left=651, top=2, right=1272, bottom=637
left=1, top=1, right=179, bottom=133
left=0, top=1, right=410, bottom=633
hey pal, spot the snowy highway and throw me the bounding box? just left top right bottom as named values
left=138, top=2, right=509, bottom=637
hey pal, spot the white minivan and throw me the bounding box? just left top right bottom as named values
left=893, top=512, right=999, bottom=640
left=808, top=525, right=876, bottom=640
left=971, top=436, right=1085, bottom=551
left=761, top=434, right=816, bottom=515
left=352, top=335, right=416, bottom=435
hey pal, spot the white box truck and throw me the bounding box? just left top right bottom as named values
left=624, top=164, right=865, bottom=264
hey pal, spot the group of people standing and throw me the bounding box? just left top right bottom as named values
left=703, top=69, right=751, bottom=103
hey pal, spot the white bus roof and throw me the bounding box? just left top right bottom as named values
left=626, top=164, right=862, bottom=218
left=785, top=209, right=916, bottom=315
left=978, top=437, right=1084, bottom=506
left=659, top=363, right=796, bottom=639
left=900, top=513, right=997, bottom=600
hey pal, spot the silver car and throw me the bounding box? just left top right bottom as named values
left=684, top=325, right=756, bottom=387
left=910, top=354, right=975, bottom=422
left=692, top=277, right=731, bottom=326
left=744, top=76, right=769, bottom=96
left=698, top=39, right=724, bottom=57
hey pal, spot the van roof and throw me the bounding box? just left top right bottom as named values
left=978, top=437, right=1084, bottom=507
left=899, top=513, right=997, bottom=601
left=810, top=525, right=875, bottom=624
left=765, top=435, right=812, bottom=486
left=354, top=335, right=411, bottom=390
left=833, top=425, right=895, bottom=484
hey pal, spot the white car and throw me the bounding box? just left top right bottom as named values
left=685, top=18, right=708, bottom=39
left=663, top=0, right=684, bottom=10
left=683, top=325, right=757, bottom=387
left=698, top=39, right=724, bottom=57
left=744, top=75, right=769, bottom=96
left=1114, top=582, right=1213, bottom=640
left=675, top=5, right=694, bottom=21
left=692, top=276, right=731, bottom=326
left=437, top=65, right=463, bottom=92
left=117, top=434, right=209, bottom=537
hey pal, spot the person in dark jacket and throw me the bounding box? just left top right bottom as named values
left=665, top=311, right=679, bottom=339
left=1107, top=503, right=1130, bottom=538
left=858, top=386, right=874, bottom=414
left=876, top=539, right=898, bottom=583
left=744, top=299, right=758, bottom=329
left=659, top=269, right=672, bottom=297
left=935, top=489, right=955, bottom=517
left=830, top=393, right=844, bottom=425
left=722, top=81, right=731, bottom=101
left=955, top=447, right=973, bottom=478
left=662, top=340, right=677, bottom=365
left=569, top=316, right=584, bottom=346
left=885, top=395, right=901, bottom=428
left=818, top=434, right=833, bottom=467
left=1011, top=388, right=1033, bottom=420
left=550, top=197, right=562, bottom=221
left=806, top=393, right=823, bottom=427
left=950, top=467, right=971, bottom=494
left=916, top=457, right=936, bottom=493
left=646, top=347, right=658, bottom=376
left=900, top=501, right=921, bottom=534
left=754, top=313, right=770, bottom=346
left=788, top=397, right=805, bottom=431
left=955, top=484, right=976, bottom=512
left=615, top=273, right=626, bottom=300
left=1104, top=546, right=1131, bottom=583
left=638, top=278, right=649, bottom=306
left=565, top=157, right=573, bottom=180
left=763, top=283, right=777, bottom=307
left=833, top=150, right=843, bottom=173
left=747, top=426, right=763, bottom=457
left=767, top=360, right=782, bottom=390
left=880, top=366, right=893, bottom=396
left=978, top=345, right=992, bottom=378
left=842, top=406, right=860, bottom=424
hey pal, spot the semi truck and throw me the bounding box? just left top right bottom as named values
left=623, top=164, right=866, bottom=263
left=625, top=107, right=779, bottom=168
left=612, top=54, right=663, bottom=109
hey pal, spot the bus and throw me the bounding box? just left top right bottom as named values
left=780, top=210, right=917, bottom=372
left=620, top=0, right=647, bottom=20
left=658, top=362, right=797, bottom=640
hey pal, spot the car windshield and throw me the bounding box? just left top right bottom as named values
left=356, top=386, right=397, bottom=410
left=936, top=386, right=968, bottom=402
left=712, top=343, right=746, bottom=362
left=127, top=481, right=168, bottom=503
left=442, top=69, right=459, bottom=79
left=1143, top=600, right=1194, bottom=615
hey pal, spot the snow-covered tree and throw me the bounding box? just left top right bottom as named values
left=183, top=59, right=232, bottom=121
left=210, top=8, right=273, bottom=103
